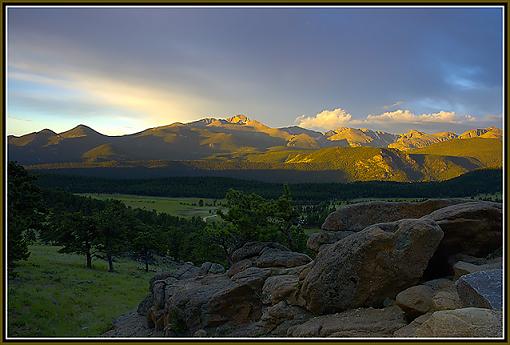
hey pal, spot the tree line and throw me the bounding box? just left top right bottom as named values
left=8, top=162, right=308, bottom=275
left=32, top=168, right=502, bottom=201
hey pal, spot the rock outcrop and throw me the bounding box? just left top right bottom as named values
left=300, top=218, right=444, bottom=314
left=133, top=242, right=313, bottom=337
left=396, top=279, right=461, bottom=319
left=106, top=199, right=502, bottom=339
left=421, top=201, right=502, bottom=277
left=288, top=305, right=407, bottom=337
left=321, top=199, right=466, bottom=232
left=456, top=269, right=503, bottom=310
left=410, top=308, right=502, bottom=337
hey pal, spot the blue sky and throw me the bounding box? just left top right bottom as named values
left=7, top=6, right=504, bottom=136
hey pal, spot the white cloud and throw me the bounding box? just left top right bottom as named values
left=296, top=108, right=487, bottom=132
left=366, top=110, right=459, bottom=124
left=296, top=108, right=353, bottom=130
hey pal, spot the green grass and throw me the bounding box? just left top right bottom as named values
left=8, top=244, right=164, bottom=337
left=79, top=194, right=223, bottom=220
left=303, top=227, right=321, bottom=235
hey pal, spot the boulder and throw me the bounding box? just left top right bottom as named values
left=396, top=285, right=434, bottom=318
left=300, top=218, right=444, bottom=314
left=306, top=230, right=354, bottom=252
left=453, top=260, right=502, bottom=280
left=321, top=199, right=466, bottom=232
left=456, top=269, right=502, bottom=310
left=396, top=280, right=462, bottom=318
left=393, top=312, right=433, bottom=337
left=226, top=259, right=253, bottom=277
left=255, top=248, right=311, bottom=268
left=413, top=308, right=503, bottom=337
left=422, top=201, right=502, bottom=278
left=262, top=275, right=300, bottom=305
left=199, top=262, right=225, bottom=275
left=229, top=301, right=312, bottom=337
left=287, top=305, right=407, bottom=337
left=163, top=273, right=264, bottom=334
left=103, top=311, right=162, bottom=337
left=231, top=242, right=290, bottom=263
left=430, top=289, right=462, bottom=312
left=230, top=266, right=271, bottom=291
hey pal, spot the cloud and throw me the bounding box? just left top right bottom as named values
left=382, top=101, right=404, bottom=110
left=296, top=107, right=491, bottom=132
left=8, top=61, right=214, bottom=127
left=365, top=110, right=461, bottom=124
left=296, top=108, right=353, bottom=130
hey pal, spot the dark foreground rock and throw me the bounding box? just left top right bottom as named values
left=129, top=242, right=313, bottom=337
left=288, top=305, right=407, bottom=337
left=103, top=311, right=162, bottom=337
left=456, top=269, right=503, bottom=310
left=306, top=230, right=354, bottom=252
left=395, top=279, right=461, bottom=319
left=402, top=308, right=503, bottom=337
left=300, top=218, right=444, bottom=314
left=421, top=201, right=502, bottom=278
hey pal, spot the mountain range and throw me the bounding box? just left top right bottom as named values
left=8, top=115, right=503, bottom=183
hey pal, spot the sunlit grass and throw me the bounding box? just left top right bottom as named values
left=8, top=244, right=161, bottom=337
left=78, top=194, right=223, bottom=220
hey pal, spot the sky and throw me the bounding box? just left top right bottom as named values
left=7, top=6, right=504, bottom=136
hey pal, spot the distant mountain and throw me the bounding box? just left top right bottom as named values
left=8, top=116, right=502, bottom=183
left=324, top=127, right=397, bottom=147
left=388, top=130, right=458, bottom=151
left=458, top=127, right=502, bottom=139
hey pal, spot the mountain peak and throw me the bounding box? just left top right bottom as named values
left=401, top=129, right=425, bottom=138
left=226, top=114, right=250, bottom=124
left=60, top=124, right=101, bottom=138
left=39, top=128, right=57, bottom=136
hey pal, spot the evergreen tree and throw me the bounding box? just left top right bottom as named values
left=130, top=220, right=163, bottom=272
left=8, top=162, right=44, bottom=274
left=94, top=200, right=129, bottom=272
left=43, top=210, right=99, bottom=268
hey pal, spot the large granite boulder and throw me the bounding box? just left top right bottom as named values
left=135, top=242, right=314, bottom=336
left=306, top=230, right=354, bottom=252
left=300, top=218, right=444, bottom=314
left=413, top=308, right=502, bottom=337
left=395, top=285, right=434, bottom=318
left=287, top=305, right=407, bottom=337
left=421, top=201, right=502, bottom=277
left=262, top=275, right=300, bottom=305
left=149, top=273, right=263, bottom=335
left=456, top=269, right=503, bottom=310
left=321, top=199, right=466, bottom=232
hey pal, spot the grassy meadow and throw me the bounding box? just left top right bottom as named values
left=79, top=194, right=223, bottom=220
left=8, top=244, right=168, bottom=337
